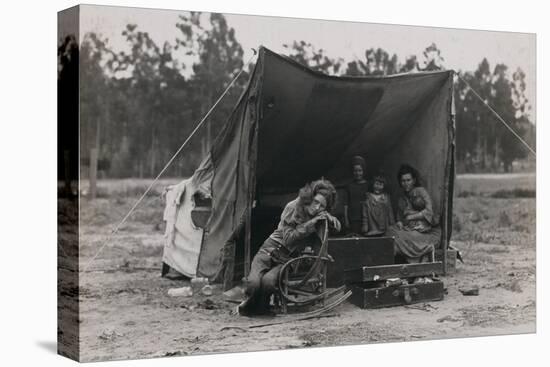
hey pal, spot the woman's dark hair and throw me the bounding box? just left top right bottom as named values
left=396, top=164, right=421, bottom=187
left=298, top=179, right=338, bottom=212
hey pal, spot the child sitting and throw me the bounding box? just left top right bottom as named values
left=361, top=173, right=395, bottom=236
left=403, top=195, right=431, bottom=233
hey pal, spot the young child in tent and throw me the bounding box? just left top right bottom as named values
left=402, top=194, right=432, bottom=233
left=361, top=172, right=395, bottom=236
left=343, top=156, right=370, bottom=235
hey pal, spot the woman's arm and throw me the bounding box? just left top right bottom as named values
left=396, top=196, right=406, bottom=223
left=386, top=194, right=396, bottom=225
left=395, top=196, right=406, bottom=229
left=281, top=205, right=317, bottom=246
left=343, top=205, right=350, bottom=229
left=343, top=185, right=351, bottom=229
left=361, top=201, right=369, bottom=234
left=326, top=212, right=341, bottom=233
left=417, top=187, right=435, bottom=225
left=405, top=211, right=425, bottom=221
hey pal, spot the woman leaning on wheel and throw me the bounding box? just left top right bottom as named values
left=238, top=179, right=341, bottom=316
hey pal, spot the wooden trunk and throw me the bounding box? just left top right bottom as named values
left=344, top=262, right=444, bottom=283
left=326, top=237, right=394, bottom=287
left=349, top=280, right=445, bottom=309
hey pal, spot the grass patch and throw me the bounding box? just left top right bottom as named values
left=81, top=178, right=183, bottom=198
left=455, top=173, right=534, bottom=197
left=491, top=189, right=536, bottom=199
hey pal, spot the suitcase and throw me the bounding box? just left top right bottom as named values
left=344, top=254, right=446, bottom=309
left=349, top=279, right=445, bottom=309
left=344, top=262, right=444, bottom=283
left=326, top=237, right=394, bottom=287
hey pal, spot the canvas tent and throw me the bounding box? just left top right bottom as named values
left=162, top=46, right=455, bottom=280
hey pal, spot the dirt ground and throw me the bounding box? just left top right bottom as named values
left=62, top=174, right=536, bottom=362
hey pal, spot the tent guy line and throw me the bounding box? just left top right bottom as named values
left=80, top=49, right=259, bottom=274
left=456, top=72, right=536, bottom=157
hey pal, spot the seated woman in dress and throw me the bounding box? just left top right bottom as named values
left=386, top=164, right=441, bottom=263
left=343, top=155, right=369, bottom=235
left=361, top=172, right=395, bottom=236
left=238, top=179, right=341, bottom=316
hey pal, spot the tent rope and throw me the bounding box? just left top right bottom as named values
left=455, top=72, right=536, bottom=157
left=81, top=49, right=259, bottom=273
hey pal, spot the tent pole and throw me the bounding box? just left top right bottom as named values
left=244, top=206, right=251, bottom=278
left=442, top=72, right=456, bottom=275
left=442, top=198, right=448, bottom=275
left=243, top=61, right=261, bottom=279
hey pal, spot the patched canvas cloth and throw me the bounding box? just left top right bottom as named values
left=162, top=156, right=213, bottom=277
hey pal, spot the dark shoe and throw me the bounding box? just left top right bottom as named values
left=237, top=298, right=253, bottom=316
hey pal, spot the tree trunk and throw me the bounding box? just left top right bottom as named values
left=482, top=136, right=487, bottom=170
left=201, top=137, right=207, bottom=159
left=89, top=115, right=101, bottom=199
left=89, top=148, right=98, bottom=200
left=494, top=136, right=500, bottom=172
left=150, top=126, right=156, bottom=178
left=206, top=118, right=211, bottom=153
left=206, top=94, right=212, bottom=153
left=476, top=122, right=482, bottom=172
left=103, top=103, right=110, bottom=179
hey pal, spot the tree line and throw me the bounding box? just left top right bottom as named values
left=58, top=12, right=535, bottom=178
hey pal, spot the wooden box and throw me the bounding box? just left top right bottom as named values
left=435, top=249, right=457, bottom=274
left=349, top=279, right=445, bottom=309
left=326, top=237, right=394, bottom=287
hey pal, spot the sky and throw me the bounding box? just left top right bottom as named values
left=68, top=4, right=536, bottom=120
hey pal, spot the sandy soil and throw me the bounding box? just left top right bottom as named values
left=65, top=176, right=536, bottom=362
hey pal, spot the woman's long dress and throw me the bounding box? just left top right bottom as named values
left=344, top=181, right=369, bottom=234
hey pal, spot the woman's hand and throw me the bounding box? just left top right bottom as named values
left=310, top=212, right=328, bottom=226
left=312, top=211, right=338, bottom=228
left=405, top=212, right=422, bottom=221
left=326, top=213, right=339, bottom=228
left=312, top=211, right=326, bottom=221
left=403, top=209, right=415, bottom=216
left=396, top=221, right=404, bottom=230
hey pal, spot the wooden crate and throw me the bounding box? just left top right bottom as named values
left=349, top=279, right=445, bottom=309
left=435, top=249, right=457, bottom=274
left=326, top=237, right=394, bottom=287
